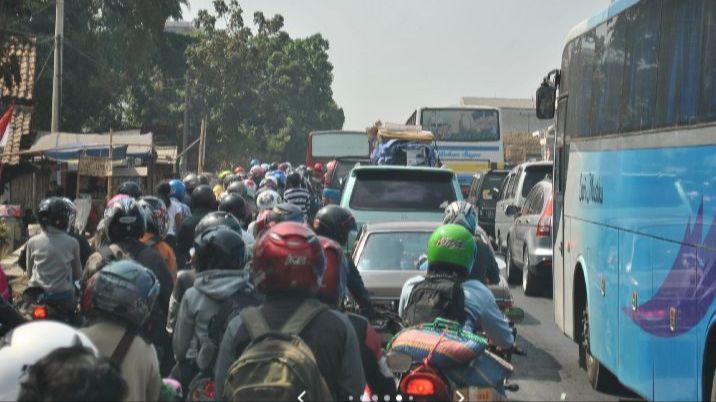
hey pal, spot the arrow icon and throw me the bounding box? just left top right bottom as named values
left=298, top=390, right=306, bottom=402
left=456, top=390, right=465, bottom=402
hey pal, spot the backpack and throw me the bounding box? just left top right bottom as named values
left=402, top=272, right=466, bottom=327
left=223, top=299, right=333, bottom=401
left=96, top=241, right=147, bottom=271
left=206, top=290, right=263, bottom=359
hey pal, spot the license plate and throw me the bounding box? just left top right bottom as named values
left=453, top=387, right=506, bottom=402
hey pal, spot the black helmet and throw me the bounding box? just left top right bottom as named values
left=191, top=184, right=216, bottom=210
left=37, top=197, right=72, bottom=231
left=197, top=174, right=209, bottom=186
left=218, top=192, right=247, bottom=222
left=222, top=173, right=240, bottom=189
left=138, top=196, right=169, bottom=239
left=286, top=171, right=302, bottom=188
left=195, top=211, right=243, bottom=237
left=193, top=226, right=246, bottom=272
left=117, top=181, right=142, bottom=199
left=81, top=260, right=159, bottom=327
left=225, top=181, right=248, bottom=198
left=103, top=197, right=146, bottom=243
left=268, top=203, right=304, bottom=225
left=183, top=173, right=200, bottom=194
left=312, top=205, right=357, bottom=246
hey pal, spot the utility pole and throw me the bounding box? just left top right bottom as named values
left=50, top=0, right=64, bottom=133
left=180, top=69, right=190, bottom=173
left=197, top=117, right=206, bottom=174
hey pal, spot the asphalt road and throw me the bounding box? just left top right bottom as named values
left=507, top=283, right=641, bottom=402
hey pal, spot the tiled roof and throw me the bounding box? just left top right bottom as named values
left=0, top=36, right=37, bottom=102
left=2, top=106, right=32, bottom=165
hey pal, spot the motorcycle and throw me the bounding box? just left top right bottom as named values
left=19, top=286, right=77, bottom=324
left=386, top=318, right=514, bottom=402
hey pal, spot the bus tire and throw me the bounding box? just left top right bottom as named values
left=582, top=306, right=618, bottom=392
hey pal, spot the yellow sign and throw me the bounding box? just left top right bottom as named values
left=443, top=160, right=490, bottom=174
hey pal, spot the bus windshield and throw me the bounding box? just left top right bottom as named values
left=420, top=108, right=499, bottom=142
left=311, top=132, right=368, bottom=158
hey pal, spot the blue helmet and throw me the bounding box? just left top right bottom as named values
left=250, top=159, right=260, bottom=167
left=271, top=170, right=287, bottom=187
left=443, top=201, right=477, bottom=235
left=169, top=179, right=186, bottom=201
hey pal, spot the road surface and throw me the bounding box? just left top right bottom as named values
left=508, top=284, right=642, bottom=402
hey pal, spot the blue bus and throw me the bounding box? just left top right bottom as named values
left=537, top=0, right=716, bottom=400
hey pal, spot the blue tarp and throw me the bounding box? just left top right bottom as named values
left=44, top=144, right=129, bottom=161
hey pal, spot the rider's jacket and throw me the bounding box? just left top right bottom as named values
left=173, top=269, right=260, bottom=372
left=214, top=294, right=366, bottom=400
left=398, top=276, right=514, bottom=349
left=25, top=226, right=81, bottom=295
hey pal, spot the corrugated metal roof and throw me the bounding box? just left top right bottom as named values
left=29, top=130, right=153, bottom=156
left=2, top=106, right=32, bottom=165
left=460, top=97, right=535, bottom=110
left=0, top=36, right=37, bottom=101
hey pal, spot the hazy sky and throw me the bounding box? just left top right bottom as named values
left=184, top=1, right=609, bottom=130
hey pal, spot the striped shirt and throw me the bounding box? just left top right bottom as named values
left=283, top=187, right=311, bottom=216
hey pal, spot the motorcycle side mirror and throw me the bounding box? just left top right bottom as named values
left=386, top=351, right=413, bottom=373
left=505, top=307, right=525, bottom=324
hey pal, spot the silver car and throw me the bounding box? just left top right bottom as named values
left=505, top=180, right=553, bottom=296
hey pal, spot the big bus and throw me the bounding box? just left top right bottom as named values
left=406, top=106, right=504, bottom=193
left=305, top=130, right=370, bottom=168
left=536, top=0, right=716, bottom=400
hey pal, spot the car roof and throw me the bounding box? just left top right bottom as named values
left=351, top=165, right=454, bottom=174
left=509, top=160, right=552, bottom=173
left=362, top=220, right=442, bottom=232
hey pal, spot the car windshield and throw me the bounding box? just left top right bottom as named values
left=356, top=231, right=433, bottom=271
left=479, top=173, right=508, bottom=204
left=329, top=161, right=358, bottom=188
left=522, top=165, right=553, bottom=197
left=349, top=170, right=457, bottom=211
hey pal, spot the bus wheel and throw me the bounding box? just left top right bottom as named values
left=582, top=306, right=618, bottom=392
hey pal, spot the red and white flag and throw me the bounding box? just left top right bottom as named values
left=0, top=104, right=14, bottom=148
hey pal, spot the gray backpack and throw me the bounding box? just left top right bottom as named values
left=223, top=299, right=333, bottom=401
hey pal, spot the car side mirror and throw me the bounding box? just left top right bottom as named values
left=505, top=204, right=520, bottom=217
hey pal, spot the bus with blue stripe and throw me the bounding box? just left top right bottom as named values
left=406, top=106, right=504, bottom=194
left=541, top=0, right=716, bottom=400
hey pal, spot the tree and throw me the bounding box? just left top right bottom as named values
left=187, top=1, right=344, bottom=167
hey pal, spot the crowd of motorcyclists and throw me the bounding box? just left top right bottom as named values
left=0, top=159, right=515, bottom=401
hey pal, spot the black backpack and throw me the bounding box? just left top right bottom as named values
left=402, top=272, right=466, bottom=327
left=207, top=290, right=263, bottom=350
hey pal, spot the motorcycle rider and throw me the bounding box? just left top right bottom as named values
left=443, top=201, right=501, bottom=285
left=315, top=233, right=396, bottom=399
left=83, top=196, right=174, bottom=373
left=25, top=197, right=82, bottom=321
left=81, top=260, right=162, bottom=401
left=61, top=197, right=93, bottom=267
left=117, top=181, right=143, bottom=199
left=172, top=226, right=261, bottom=390
left=399, top=224, right=514, bottom=349
left=176, top=184, right=217, bottom=270
left=214, top=222, right=365, bottom=400
left=217, top=192, right=255, bottom=255
left=138, top=196, right=177, bottom=281
left=166, top=211, right=247, bottom=334
left=283, top=171, right=311, bottom=216
left=312, top=205, right=375, bottom=318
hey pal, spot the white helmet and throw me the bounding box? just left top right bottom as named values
left=256, top=189, right=281, bottom=212
left=0, top=321, right=98, bottom=401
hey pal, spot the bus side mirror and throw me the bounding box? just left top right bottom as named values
left=536, top=81, right=556, bottom=119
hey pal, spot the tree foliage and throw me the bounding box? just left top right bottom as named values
left=188, top=0, right=344, bottom=166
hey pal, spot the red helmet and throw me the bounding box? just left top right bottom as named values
left=252, top=222, right=325, bottom=294
left=313, top=162, right=325, bottom=173
left=234, top=166, right=245, bottom=174
left=278, top=163, right=289, bottom=172
left=250, top=165, right=266, bottom=181
left=317, top=236, right=344, bottom=306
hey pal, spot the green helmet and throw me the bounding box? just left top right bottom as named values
left=426, top=224, right=476, bottom=275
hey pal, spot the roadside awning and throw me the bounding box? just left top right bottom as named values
left=28, top=130, right=153, bottom=161
left=44, top=144, right=128, bottom=162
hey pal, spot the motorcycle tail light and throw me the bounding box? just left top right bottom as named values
left=33, top=306, right=47, bottom=319
left=405, top=378, right=435, bottom=396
